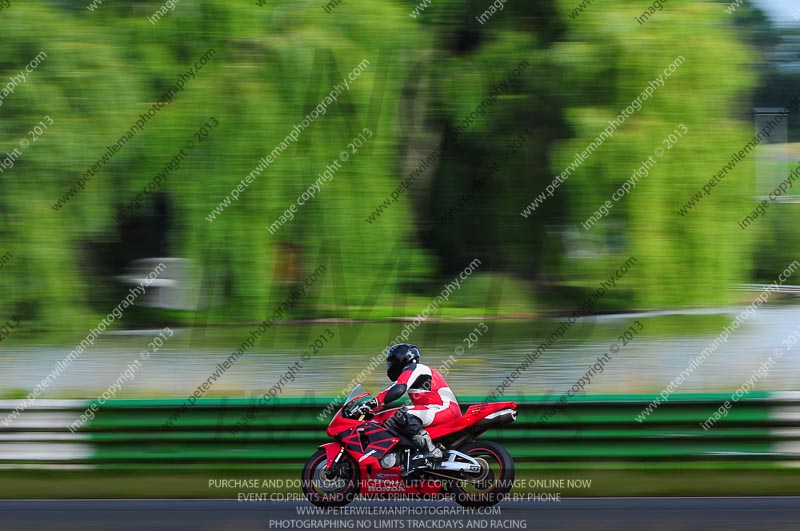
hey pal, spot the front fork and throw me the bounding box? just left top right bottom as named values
left=321, top=442, right=346, bottom=479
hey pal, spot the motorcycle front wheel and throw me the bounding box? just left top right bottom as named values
left=448, top=440, right=515, bottom=507
left=301, top=448, right=360, bottom=507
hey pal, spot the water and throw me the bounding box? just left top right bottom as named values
left=1, top=305, right=798, bottom=399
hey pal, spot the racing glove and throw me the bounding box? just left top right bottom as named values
left=357, top=398, right=379, bottom=415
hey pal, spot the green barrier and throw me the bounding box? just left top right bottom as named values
left=1, top=392, right=798, bottom=468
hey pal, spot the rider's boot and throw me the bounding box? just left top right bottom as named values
left=412, top=430, right=442, bottom=460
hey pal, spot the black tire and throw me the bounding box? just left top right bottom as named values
left=301, top=449, right=360, bottom=507
left=449, top=440, right=515, bottom=508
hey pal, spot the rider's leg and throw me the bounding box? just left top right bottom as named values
left=406, top=409, right=442, bottom=460
left=378, top=406, right=442, bottom=459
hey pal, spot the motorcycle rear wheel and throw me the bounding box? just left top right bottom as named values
left=448, top=440, right=515, bottom=507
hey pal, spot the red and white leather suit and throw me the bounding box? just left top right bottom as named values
left=374, top=362, right=461, bottom=427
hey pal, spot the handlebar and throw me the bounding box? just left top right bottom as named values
left=342, top=402, right=374, bottom=420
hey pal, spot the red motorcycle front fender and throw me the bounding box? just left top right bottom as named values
left=320, top=442, right=343, bottom=467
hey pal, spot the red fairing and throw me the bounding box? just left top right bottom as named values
left=326, top=411, right=364, bottom=438
left=320, top=442, right=342, bottom=467
left=426, top=401, right=517, bottom=439
left=338, top=422, right=400, bottom=466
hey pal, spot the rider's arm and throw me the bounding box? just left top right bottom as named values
left=375, top=368, right=413, bottom=407
left=375, top=383, right=407, bottom=407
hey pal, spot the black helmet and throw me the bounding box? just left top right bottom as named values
left=385, top=343, right=420, bottom=381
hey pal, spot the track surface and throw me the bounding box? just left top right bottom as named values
left=2, top=498, right=799, bottom=530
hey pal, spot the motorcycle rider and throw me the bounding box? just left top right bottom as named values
left=351, top=343, right=461, bottom=460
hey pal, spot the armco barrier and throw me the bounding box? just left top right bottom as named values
left=1, top=392, right=799, bottom=468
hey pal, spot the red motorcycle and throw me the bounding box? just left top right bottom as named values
left=302, top=384, right=517, bottom=507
